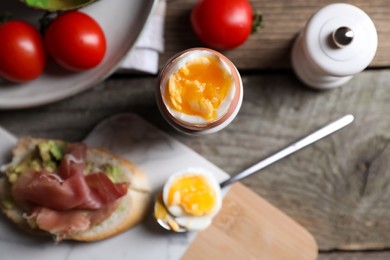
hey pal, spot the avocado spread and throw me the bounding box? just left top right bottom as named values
left=6, top=140, right=66, bottom=184
left=101, top=164, right=124, bottom=183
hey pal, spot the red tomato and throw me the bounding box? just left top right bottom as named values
left=44, top=11, right=106, bottom=71
left=191, top=0, right=253, bottom=50
left=0, top=21, right=46, bottom=83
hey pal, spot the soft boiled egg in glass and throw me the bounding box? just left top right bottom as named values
left=157, top=48, right=243, bottom=135
left=160, top=168, right=222, bottom=231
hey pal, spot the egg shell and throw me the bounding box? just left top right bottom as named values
left=156, top=48, right=243, bottom=135
left=160, top=50, right=236, bottom=126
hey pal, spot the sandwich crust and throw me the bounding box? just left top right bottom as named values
left=0, top=137, right=150, bottom=242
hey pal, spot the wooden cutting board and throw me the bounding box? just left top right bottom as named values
left=185, top=183, right=318, bottom=259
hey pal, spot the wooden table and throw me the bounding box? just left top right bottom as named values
left=1, top=0, right=390, bottom=259
left=162, top=0, right=389, bottom=70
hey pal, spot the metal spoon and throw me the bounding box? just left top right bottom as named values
left=154, top=114, right=354, bottom=232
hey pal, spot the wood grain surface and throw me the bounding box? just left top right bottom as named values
left=0, top=69, right=389, bottom=259
left=185, top=183, right=318, bottom=260
left=162, top=0, right=390, bottom=70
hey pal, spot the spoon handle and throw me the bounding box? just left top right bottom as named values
left=220, top=114, right=354, bottom=188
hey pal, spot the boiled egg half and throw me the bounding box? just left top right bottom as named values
left=161, top=50, right=236, bottom=126
left=162, top=168, right=222, bottom=231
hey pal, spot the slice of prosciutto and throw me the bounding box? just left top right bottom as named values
left=12, top=143, right=128, bottom=210
left=26, top=203, right=118, bottom=241
left=11, top=142, right=129, bottom=239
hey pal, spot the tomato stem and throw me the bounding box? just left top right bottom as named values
left=0, top=12, right=12, bottom=24
left=252, top=11, right=264, bottom=34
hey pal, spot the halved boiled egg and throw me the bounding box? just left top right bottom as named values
left=162, top=168, right=222, bottom=231
left=161, top=50, right=236, bottom=126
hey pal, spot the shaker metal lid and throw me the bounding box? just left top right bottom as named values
left=303, top=3, right=377, bottom=77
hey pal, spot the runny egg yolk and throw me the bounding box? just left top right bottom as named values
left=165, top=56, right=234, bottom=121
left=167, top=174, right=216, bottom=216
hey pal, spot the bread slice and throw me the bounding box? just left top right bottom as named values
left=0, top=137, right=150, bottom=242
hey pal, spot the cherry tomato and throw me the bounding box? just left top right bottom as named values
left=191, top=0, right=253, bottom=50
left=44, top=11, right=106, bottom=71
left=0, top=21, right=46, bottom=83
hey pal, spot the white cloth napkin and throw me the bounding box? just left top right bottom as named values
left=119, top=0, right=166, bottom=74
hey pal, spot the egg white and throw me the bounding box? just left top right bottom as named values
left=162, top=167, right=222, bottom=231
left=161, top=50, right=236, bottom=126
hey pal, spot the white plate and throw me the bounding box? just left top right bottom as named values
left=0, top=0, right=156, bottom=109
left=0, top=114, right=230, bottom=260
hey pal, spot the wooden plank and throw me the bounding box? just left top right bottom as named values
left=0, top=70, right=389, bottom=251
left=318, top=251, right=390, bottom=260
left=184, top=183, right=318, bottom=260
left=161, top=0, right=390, bottom=70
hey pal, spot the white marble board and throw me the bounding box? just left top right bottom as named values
left=0, top=113, right=230, bottom=260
